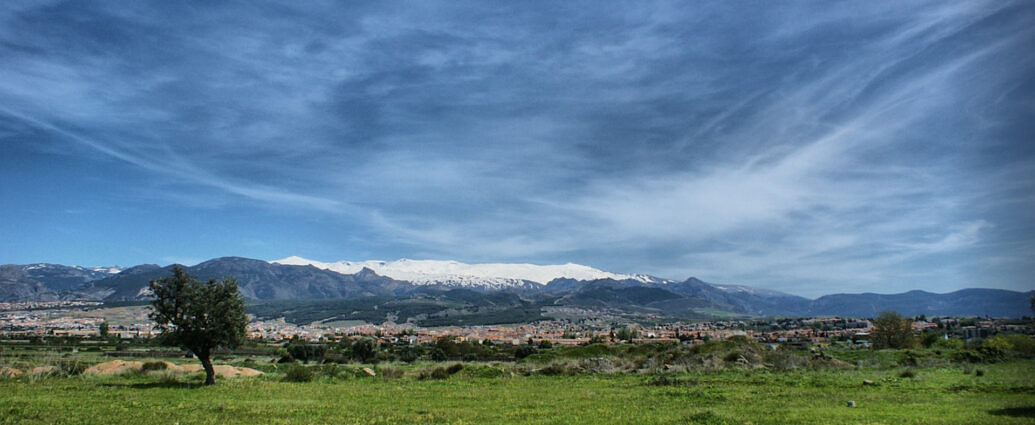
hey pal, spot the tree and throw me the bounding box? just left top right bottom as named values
left=98, top=321, right=110, bottom=339
left=871, top=311, right=915, bottom=349
left=148, top=266, right=247, bottom=385
left=350, top=337, right=377, bottom=363
left=285, top=336, right=327, bottom=363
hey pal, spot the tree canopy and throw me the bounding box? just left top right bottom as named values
left=871, top=311, right=916, bottom=349
left=149, top=266, right=247, bottom=385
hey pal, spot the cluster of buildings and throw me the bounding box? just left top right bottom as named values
left=1, top=302, right=1028, bottom=347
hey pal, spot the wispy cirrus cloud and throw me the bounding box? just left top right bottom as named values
left=0, top=0, right=1031, bottom=296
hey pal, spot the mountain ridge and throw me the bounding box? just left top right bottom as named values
left=1, top=257, right=1031, bottom=318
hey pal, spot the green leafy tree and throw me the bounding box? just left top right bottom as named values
left=148, top=266, right=247, bottom=385
left=615, top=326, right=638, bottom=342
left=350, top=337, right=377, bottom=363
left=285, top=337, right=327, bottom=363
left=98, top=321, right=110, bottom=339
left=871, top=311, right=916, bottom=349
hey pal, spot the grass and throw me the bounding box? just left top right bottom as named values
left=1, top=360, right=1033, bottom=424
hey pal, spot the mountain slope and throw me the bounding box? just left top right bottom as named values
left=87, top=257, right=418, bottom=301
left=0, top=265, right=58, bottom=301
left=0, top=263, right=121, bottom=301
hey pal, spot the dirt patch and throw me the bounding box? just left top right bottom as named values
left=84, top=360, right=261, bottom=379
left=153, top=362, right=261, bottom=378
left=211, top=365, right=263, bottom=378
left=84, top=360, right=143, bottom=375
left=163, top=362, right=201, bottom=373
left=30, top=366, right=58, bottom=375
left=236, top=367, right=263, bottom=377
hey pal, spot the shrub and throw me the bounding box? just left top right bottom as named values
left=461, top=364, right=509, bottom=378
left=285, top=340, right=328, bottom=364
left=978, top=336, right=1012, bottom=362
left=897, top=350, right=922, bottom=367
left=141, top=361, right=168, bottom=372
left=376, top=366, right=404, bottom=380
left=536, top=363, right=574, bottom=376
left=932, top=338, right=964, bottom=350
left=320, top=363, right=341, bottom=378
left=514, top=345, right=538, bottom=360
left=55, top=359, right=86, bottom=376
left=417, top=363, right=464, bottom=380
left=952, top=350, right=984, bottom=363
left=998, top=334, right=1035, bottom=356
left=283, top=364, right=314, bottom=382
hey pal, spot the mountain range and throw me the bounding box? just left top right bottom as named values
left=1, top=256, right=1031, bottom=319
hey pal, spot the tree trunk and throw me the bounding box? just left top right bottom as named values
left=198, top=349, right=216, bottom=386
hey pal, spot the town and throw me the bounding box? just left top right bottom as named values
left=2, top=301, right=1028, bottom=349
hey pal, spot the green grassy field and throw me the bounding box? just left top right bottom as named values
left=2, top=361, right=1033, bottom=424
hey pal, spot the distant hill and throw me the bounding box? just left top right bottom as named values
left=806, top=288, right=1034, bottom=318
left=2, top=256, right=1031, bottom=319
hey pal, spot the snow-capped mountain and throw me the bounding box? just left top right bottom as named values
left=272, top=256, right=659, bottom=288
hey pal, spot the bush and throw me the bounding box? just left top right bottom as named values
left=141, top=361, right=168, bottom=372
left=998, top=334, right=1035, bottom=356
left=320, top=363, right=341, bottom=378
left=514, top=345, right=538, bottom=360
left=283, top=364, right=314, bottom=382
left=978, top=336, right=1012, bottom=362
left=461, top=364, right=509, bottom=378
left=952, top=350, right=984, bottom=363
left=932, top=338, right=964, bottom=350
left=55, top=359, right=86, bottom=376
left=376, top=366, right=404, bottom=380
left=417, top=363, right=464, bottom=380
left=897, top=350, right=922, bottom=367
left=285, top=339, right=328, bottom=364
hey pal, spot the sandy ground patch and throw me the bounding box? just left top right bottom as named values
left=30, top=366, right=58, bottom=375
left=77, top=360, right=263, bottom=379
left=84, top=360, right=143, bottom=375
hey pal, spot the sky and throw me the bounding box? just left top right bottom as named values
left=1, top=1, right=1033, bottom=298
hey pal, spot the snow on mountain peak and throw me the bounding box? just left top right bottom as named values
left=271, top=256, right=652, bottom=287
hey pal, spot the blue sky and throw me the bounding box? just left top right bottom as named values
left=1, top=1, right=1032, bottom=297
